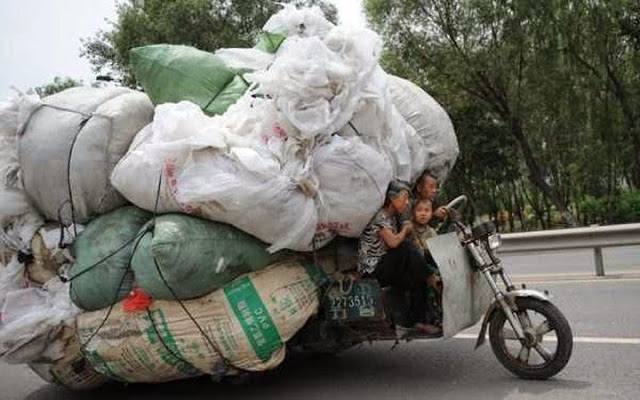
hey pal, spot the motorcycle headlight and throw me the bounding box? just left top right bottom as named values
left=488, top=234, right=502, bottom=250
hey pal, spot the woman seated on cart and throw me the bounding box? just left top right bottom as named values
left=357, top=180, right=442, bottom=335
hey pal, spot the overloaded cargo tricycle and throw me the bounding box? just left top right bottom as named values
left=292, top=195, right=573, bottom=380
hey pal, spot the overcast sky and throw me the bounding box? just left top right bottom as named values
left=0, top=0, right=366, bottom=100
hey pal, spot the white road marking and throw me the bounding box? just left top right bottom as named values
left=511, top=277, right=640, bottom=285
left=453, top=333, right=640, bottom=344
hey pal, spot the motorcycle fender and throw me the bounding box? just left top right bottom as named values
left=474, top=289, right=551, bottom=349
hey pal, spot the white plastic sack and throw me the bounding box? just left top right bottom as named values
left=0, top=277, right=80, bottom=363
left=388, top=75, right=459, bottom=180
left=0, top=98, right=20, bottom=189
left=249, top=26, right=382, bottom=139
left=0, top=255, right=26, bottom=310
left=176, top=150, right=319, bottom=252
left=0, top=190, right=43, bottom=252
left=337, top=68, right=413, bottom=182
left=111, top=101, right=231, bottom=215
left=18, top=87, right=154, bottom=224
left=0, top=95, right=44, bottom=253
left=114, top=101, right=396, bottom=252
left=214, top=48, right=275, bottom=71
left=112, top=101, right=319, bottom=252
left=263, top=4, right=334, bottom=38
left=314, top=136, right=392, bottom=238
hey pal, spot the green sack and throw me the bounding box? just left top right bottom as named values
left=255, top=32, right=286, bottom=53
left=129, top=44, right=249, bottom=115
left=131, top=214, right=286, bottom=300
left=69, top=206, right=152, bottom=311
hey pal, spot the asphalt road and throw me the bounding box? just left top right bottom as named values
left=2, top=251, right=639, bottom=400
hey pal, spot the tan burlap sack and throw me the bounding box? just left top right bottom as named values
left=77, top=259, right=323, bottom=383
left=206, top=259, right=322, bottom=371
left=77, top=301, right=217, bottom=383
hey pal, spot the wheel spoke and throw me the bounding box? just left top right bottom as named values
left=518, top=345, right=530, bottom=363
left=502, top=328, right=520, bottom=341
left=535, top=320, right=554, bottom=336
left=534, top=344, right=553, bottom=362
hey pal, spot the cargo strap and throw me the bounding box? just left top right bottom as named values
left=147, top=170, right=232, bottom=376
left=77, top=230, right=145, bottom=351
left=37, top=104, right=113, bottom=246
left=74, top=170, right=223, bottom=378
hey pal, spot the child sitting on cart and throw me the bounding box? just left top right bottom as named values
left=411, top=198, right=443, bottom=326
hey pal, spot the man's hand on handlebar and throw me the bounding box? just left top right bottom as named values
left=434, top=206, right=448, bottom=219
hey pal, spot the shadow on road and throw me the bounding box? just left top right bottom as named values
left=22, top=342, right=593, bottom=400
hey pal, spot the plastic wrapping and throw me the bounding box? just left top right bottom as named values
left=0, top=256, right=26, bottom=311
left=388, top=75, right=459, bottom=180
left=263, top=4, right=334, bottom=38
left=249, top=26, right=381, bottom=139
left=18, top=87, right=154, bottom=224
left=130, top=44, right=249, bottom=116
left=0, top=95, right=44, bottom=253
left=0, top=277, right=80, bottom=364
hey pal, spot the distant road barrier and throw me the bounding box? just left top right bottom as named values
left=497, top=223, right=640, bottom=276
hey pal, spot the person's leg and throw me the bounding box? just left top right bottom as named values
left=404, top=243, right=442, bottom=333
left=407, top=281, right=427, bottom=324
left=374, top=246, right=413, bottom=329
left=373, top=244, right=412, bottom=287
left=375, top=242, right=438, bottom=329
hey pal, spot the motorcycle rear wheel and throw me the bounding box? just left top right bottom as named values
left=489, top=297, right=573, bottom=380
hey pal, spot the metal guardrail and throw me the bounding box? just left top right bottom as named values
left=497, top=223, right=640, bottom=276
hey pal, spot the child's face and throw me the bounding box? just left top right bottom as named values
left=417, top=176, right=439, bottom=201
left=413, top=201, right=433, bottom=225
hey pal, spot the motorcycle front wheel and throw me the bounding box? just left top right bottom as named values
left=489, top=297, right=573, bottom=380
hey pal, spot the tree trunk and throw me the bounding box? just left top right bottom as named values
left=632, top=133, right=640, bottom=189
left=509, top=118, right=579, bottom=227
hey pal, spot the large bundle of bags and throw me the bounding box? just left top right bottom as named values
left=111, top=6, right=458, bottom=252
left=0, top=4, right=459, bottom=389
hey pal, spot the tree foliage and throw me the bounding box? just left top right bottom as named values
left=35, top=76, right=82, bottom=97
left=366, top=0, right=640, bottom=229
left=81, top=0, right=337, bottom=86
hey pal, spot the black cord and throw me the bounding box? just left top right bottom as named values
left=62, top=229, right=148, bottom=283
left=348, top=121, right=362, bottom=136
left=79, top=232, right=143, bottom=350
left=148, top=169, right=230, bottom=370
left=55, top=115, right=87, bottom=247
left=144, top=308, right=202, bottom=374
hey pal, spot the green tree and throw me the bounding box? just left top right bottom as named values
left=35, top=76, right=82, bottom=97
left=563, top=0, right=640, bottom=188
left=366, top=0, right=639, bottom=228
left=82, top=0, right=337, bottom=86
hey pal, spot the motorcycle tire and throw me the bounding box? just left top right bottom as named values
left=489, top=297, right=573, bottom=380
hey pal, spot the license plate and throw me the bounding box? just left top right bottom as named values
left=323, top=278, right=384, bottom=322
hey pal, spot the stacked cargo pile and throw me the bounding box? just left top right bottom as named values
left=0, top=5, right=458, bottom=389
